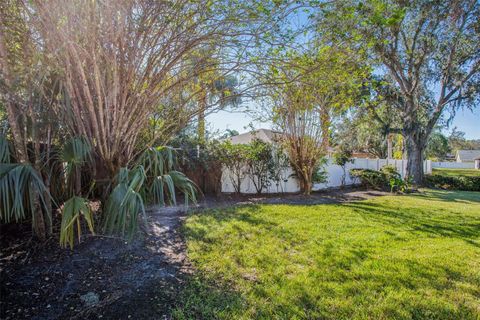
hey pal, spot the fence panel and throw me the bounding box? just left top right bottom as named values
left=221, top=158, right=433, bottom=194
left=431, top=162, right=474, bottom=169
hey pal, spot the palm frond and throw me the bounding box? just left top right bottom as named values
left=103, top=166, right=146, bottom=237
left=60, top=136, right=91, bottom=176
left=0, top=135, right=11, bottom=163
left=103, top=146, right=197, bottom=238
left=169, top=170, right=197, bottom=206
left=60, top=196, right=95, bottom=249
left=138, top=147, right=197, bottom=206
left=0, top=163, right=51, bottom=225
left=57, top=136, right=92, bottom=197
left=138, top=146, right=175, bottom=174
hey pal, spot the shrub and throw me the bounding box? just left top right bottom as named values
left=333, top=147, right=353, bottom=187
left=425, top=174, right=480, bottom=192
left=350, top=168, right=387, bottom=190
left=350, top=165, right=412, bottom=192
left=245, top=139, right=274, bottom=194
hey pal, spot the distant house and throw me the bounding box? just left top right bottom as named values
left=455, top=150, right=480, bottom=163
left=230, top=128, right=282, bottom=145
left=229, top=128, right=335, bottom=156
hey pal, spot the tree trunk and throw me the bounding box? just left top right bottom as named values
left=387, top=134, right=393, bottom=159
left=31, top=187, right=46, bottom=241
left=320, top=107, right=330, bottom=150
left=44, top=125, right=53, bottom=235
left=302, top=178, right=312, bottom=195
left=197, top=90, right=207, bottom=145
left=298, top=171, right=312, bottom=195
left=0, top=28, right=28, bottom=163
left=405, top=133, right=424, bottom=185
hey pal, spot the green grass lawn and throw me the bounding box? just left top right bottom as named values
left=432, top=168, right=480, bottom=177
left=175, top=190, right=480, bottom=320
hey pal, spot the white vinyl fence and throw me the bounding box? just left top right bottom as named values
left=221, top=158, right=432, bottom=194
left=431, top=161, right=475, bottom=169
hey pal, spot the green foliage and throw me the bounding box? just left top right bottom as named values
left=312, top=158, right=328, bottom=184
left=426, top=131, right=450, bottom=161
left=0, top=135, right=11, bottom=163
left=103, top=167, right=147, bottom=237
left=217, top=140, right=249, bottom=193
left=103, top=147, right=197, bottom=237
left=60, top=137, right=92, bottom=174
left=350, top=168, right=387, bottom=190
left=245, top=139, right=274, bottom=194
left=381, top=165, right=412, bottom=193
left=180, top=190, right=480, bottom=319
left=334, top=112, right=382, bottom=158
left=58, top=136, right=92, bottom=196
left=59, top=196, right=95, bottom=249
left=334, top=147, right=353, bottom=187
left=333, top=148, right=353, bottom=167
left=432, top=168, right=480, bottom=178
left=425, top=174, right=480, bottom=192
left=446, top=128, right=480, bottom=153
left=350, top=165, right=409, bottom=192
left=269, top=145, right=291, bottom=192
left=0, top=163, right=51, bottom=224
left=139, top=146, right=197, bottom=206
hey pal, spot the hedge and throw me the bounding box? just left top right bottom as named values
left=424, top=174, right=480, bottom=192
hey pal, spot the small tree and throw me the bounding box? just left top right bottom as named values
left=270, top=145, right=291, bottom=193
left=333, top=147, right=353, bottom=188
left=219, top=141, right=248, bottom=194
left=245, top=139, right=274, bottom=194
left=270, top=48, right=365, bottom=195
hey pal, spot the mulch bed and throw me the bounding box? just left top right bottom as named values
left=0, top=220, right=187, bottom=319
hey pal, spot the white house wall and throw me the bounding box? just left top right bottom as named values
left=221, top=158, right=433, bottom=194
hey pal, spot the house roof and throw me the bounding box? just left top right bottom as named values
left=229, top=129, right=283, bottom=145
left=456, top=150, right=480, bottom=162
left=229, top=128, right=335, bottom=154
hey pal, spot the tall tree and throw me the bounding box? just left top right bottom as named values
left=270, top=47, right=366, bottom=194
left=318, top=0, right=480, bottom=184
left=29, top=0, right=250, bottom=176
left=0, top=1, right=59, bottom=238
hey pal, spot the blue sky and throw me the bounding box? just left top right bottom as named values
left=207, top=107, right=480, bottom=139
left=206, top=7, right=480, bottom=141
left=443, top=109, right=480, bottom=139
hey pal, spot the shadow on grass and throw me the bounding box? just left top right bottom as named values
left=345, top=201, right=480, bottom=246
left=171, top=243, right=480, bottom=319
left=183, top=204, right=283, bottom=241
left=175, top=198, right=480, bottom=319
left=171, top=271, right=246, bottom=319
left=417, top=189, right=480, bottom=203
